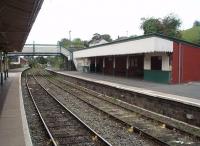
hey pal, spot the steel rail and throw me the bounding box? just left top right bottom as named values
left=39, top=70, right=200, bottom=146
left=48, top=71, right=200, bottom=137
left=37, top=70, right=170, bottom=146
left=32, top=74, right=112, bottom=146
left=25, top=74, right=58, bottom=146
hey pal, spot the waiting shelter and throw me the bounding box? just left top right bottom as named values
left=73, top=34, right=200, bottom=84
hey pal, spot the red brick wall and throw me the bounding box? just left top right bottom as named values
left=172, top=42, right=179, bottom=83
left=172, top=42, right=200, bottom=83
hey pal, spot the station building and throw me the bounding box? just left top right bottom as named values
left=73, top=34, right=200, bottom=84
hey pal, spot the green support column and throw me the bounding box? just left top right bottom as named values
left=3, top=52, right=6, bottom=80
left=113, top=56, right=115, bottom=76
left=6, top=53, right=8, bottom=77
left=126, top=55, right=129, bottom=77
left=103, top=57, right=105, bottom=75
left=94, top=57, right=97, bottom=73
left=0, top=52, right=3, bottom=85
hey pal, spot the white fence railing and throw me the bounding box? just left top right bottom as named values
left=23, top=44, right=60, bottom=53
left=9, top=44, right=71, bottom=58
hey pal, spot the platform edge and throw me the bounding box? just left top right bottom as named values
left=19, top=71, right=33, bottom=146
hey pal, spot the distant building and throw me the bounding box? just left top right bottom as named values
left=9, top=56, right=28, bottom=68
left=114, top=36, right=128, bottom=41
left=89, top=39, right=108, bottom=47
left=73, top=34, right=200, bottom=84
left=88, top=33, right=109, bottom=47
left=20, top=57, right=28, bottom=66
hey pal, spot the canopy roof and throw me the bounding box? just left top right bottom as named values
left=74, top=33, right=200, bottom=59
left=74, top=36, right=174, bottom=58
left=0, top=0, right=44, bottom=52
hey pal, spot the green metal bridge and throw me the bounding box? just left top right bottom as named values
left=8, top=44, right=72, bottom=60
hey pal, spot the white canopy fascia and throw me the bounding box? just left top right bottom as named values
left=74, top=36, right=173, bottom=59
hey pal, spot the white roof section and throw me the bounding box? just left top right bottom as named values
left=89, top=39, right=108, bottom=47
left=74, top=36, right=173, bottom=59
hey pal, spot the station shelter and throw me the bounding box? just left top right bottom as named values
left=73, top=34, right=200, bottom=84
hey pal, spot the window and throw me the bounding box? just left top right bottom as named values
left=151, top=56, right=162, bottom=70
left=130, top=58, right=138, bottom=67
left=130, top=59, right=134, bottom=67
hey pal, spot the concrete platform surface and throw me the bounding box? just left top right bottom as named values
left=54, top=70, right=200, bottom=107
left=0, top=69, right=31, bottom=146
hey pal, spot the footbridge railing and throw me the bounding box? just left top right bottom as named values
left=8, top=44, right=72, bottom=60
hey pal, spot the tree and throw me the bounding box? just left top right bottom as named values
left=59, top=38, right=71, bottom=48
left=129, top=35, right=138, bottom=38
left=193, top=20, right=200, bottom=27
left=101, top=34, right=112, bottom=42
left=89, top=33, right=112, bottom=43
left=140, top=14, right=181, bottom=38
left=46, top=56, right=64, bottom=69
left=83, top=40, right=89, bottom=48
left=181, top=26, right=200, bottom=45
left=35, top=57, right=48, bottom=64
left=140, top=17, right=163, bottom=34
left=72, top=38, right=85, bottom=48
left=197, top=32, right=200, bottom=44
left=162, top=14, right=181, bottom=37
left=59, top=38, right=86, bottom=48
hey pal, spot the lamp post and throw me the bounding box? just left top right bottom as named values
left=126, top=30, right=128, bottom=37
left=68, top=30, right=73, bottom=70
left=69, top=30, right=71, bottom=42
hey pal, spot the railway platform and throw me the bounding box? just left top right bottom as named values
left=53, top=70, right=200, bottom=107
left=0, top=68, right=31, bottom=146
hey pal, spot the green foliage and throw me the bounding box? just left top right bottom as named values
left=101, top=34, right=112, bottom=42
left=83, top=40, right=89, bottom=47
left=58, top=33, right=112, bottom=49
left=59, top=38, right=71, bottom=48
left=35, top=57, right=48, bottom=64
left=193, top=20, right=200, bottom=27
left=181, top=26, right=200, bottom=45
left=72, top=38, right=85, bottom=48
left=129, top=35, right=138, bottom=38
left=46, top=56, right=64, bottom=69
left=90, top=33, right=112, bottom=43
left=140, top=14, right=181, bottom=38
left=162, top=14, right=181, bottom=38
left=59, top=38, right=85, bottom=48
left=28, top=57, right=48, bottom=68
left=140, top=18, right=163, bottom=34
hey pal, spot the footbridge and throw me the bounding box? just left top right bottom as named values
left=8, top=44, right=72, bottom=59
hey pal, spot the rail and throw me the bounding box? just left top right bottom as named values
left=25, top=72, right=112, bottom=146
left=38, top=69, right=200, bottom=146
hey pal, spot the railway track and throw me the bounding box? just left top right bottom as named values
left=26, top=73, right=112, bottom=146
left=34, top=69, right=200, bottom=146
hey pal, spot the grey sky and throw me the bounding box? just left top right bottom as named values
left=26, top=0, right=200, bottom=44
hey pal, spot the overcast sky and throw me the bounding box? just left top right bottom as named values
left=26, top=0, right=200, bottom=44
